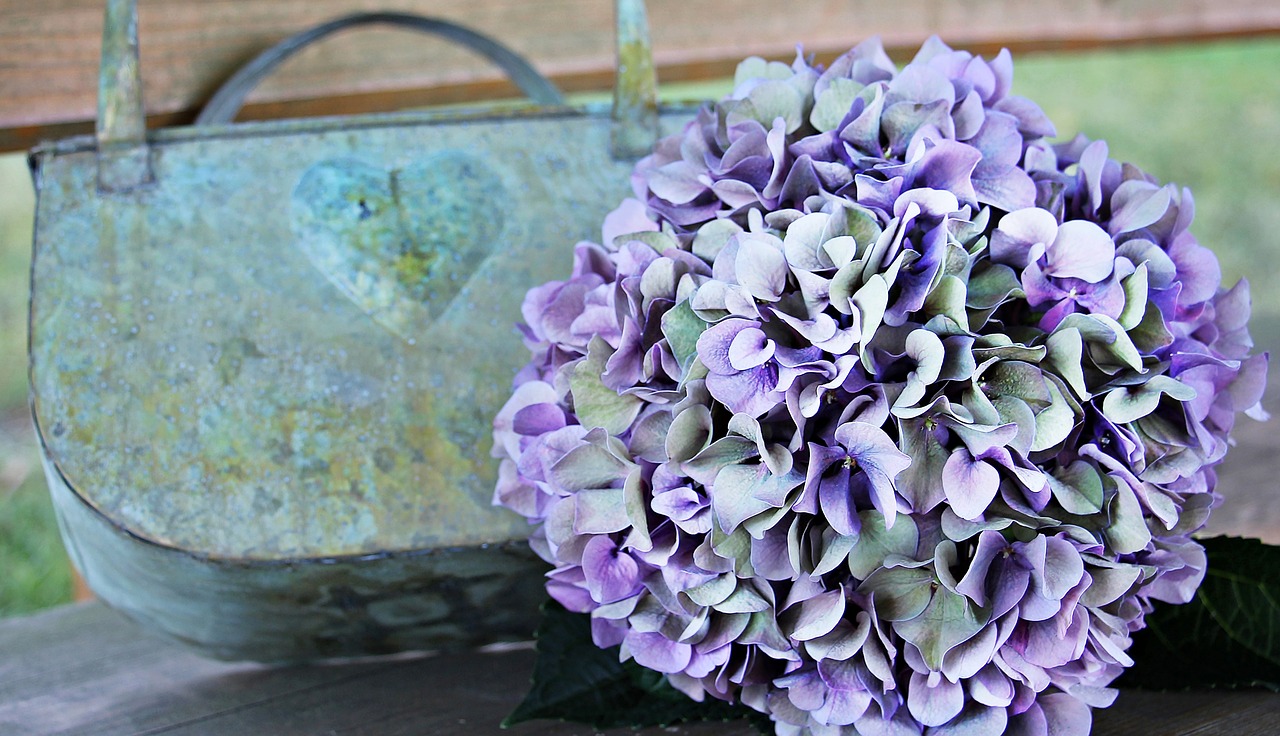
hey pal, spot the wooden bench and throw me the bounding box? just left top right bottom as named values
left=1, top=602, right=1278, bottom=735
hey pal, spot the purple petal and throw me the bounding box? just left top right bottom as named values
left=955, top=530, right=1007, bottom=605
left=1078, top=139, right=1108, bottom=214
left=1020, top=608, right=1087, bottom=668
left=835, top=422, right=914, bottom=478
left=1168, top=233, right=1222, bottom=306
left=602, top=318, right=645, bottom=390
left=651, top=486, right=705, bottom=522
left=974, top=167, right=1037, bottom=212
left=994, top=95, right=1056, bottom=138
left=835, top=422, right=913, bottom=524
left=1045, top=220, right=1114, bottom=283
left=648, top=160, right=708, bottom=204
left=601, top=198, right=658, bottom=248
left=889, top=61, right=956, bottom=106
left=581, top=535, right=642, bottom=604
left=625, top=630, right=693, bottom=674
left=1037, top=536, right=1085, bottom=601
left=969, top=664, right=1015, bottom=708
left=776, top=669, right=827, bottom=712
left=910, top=140, right=982, bottom=205
left=546, top=567, right=595, bottom=612
left=1108, top=180, right=1171, bottom=236
left=942, top=622, right=999, bottom=680
left=907, top=671, right=964, bottom=727
left=789, top=587, right=847, bottom=640
left=989, top=49, right=1013, bottom=102
left=820, top=465, right=861, bottom=536
left=855, top=174, right=905, bottom=214
left=697, top=318, right=756, bottom=374
left=1038, top=692, right=1091, bottom=736
left=735, top=235, right=788, bottom=301
left=705, top=365, right=781, bottom=416
left=1006, top=701, right=1048, bottom=736
left=971, top=111, right=1023, bottom=178
left=728, top=326, right=777, bottom=370
left=991, top=208, right=1057, bottom=269
left=953, top=90, right=986, bottom=140
left=943, top=449, right=1000, bottom=520
left=929, top=703, right=1009, bottom=736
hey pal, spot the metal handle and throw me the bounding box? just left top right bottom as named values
left=194, top=12, right=566, bottom=126
left=97, top=0, right=151, bottom=192
left=96, top=0, right=659, bottom=191
left=611, top=0, right=659, bottom=159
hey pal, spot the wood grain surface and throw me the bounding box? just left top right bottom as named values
left=4, top=0, right=1280, bottom=150
left=1, top=602, right=1278, bottom=735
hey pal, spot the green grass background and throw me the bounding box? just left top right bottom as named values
left=1, top=39, right=1276, bottom=617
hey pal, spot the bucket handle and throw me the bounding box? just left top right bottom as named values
left=95, top=0, right=659, bottom=192
left=193, top=13, right=566, bottom=126
left=97, top=0, right=150, bottom=192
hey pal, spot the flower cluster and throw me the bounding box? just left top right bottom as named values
left=492, top=37, right=1268, bottom=735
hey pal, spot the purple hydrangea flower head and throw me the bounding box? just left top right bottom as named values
left=493, top=36, right=1268, bottom=735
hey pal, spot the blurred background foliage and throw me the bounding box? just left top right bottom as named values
left=1, top=38, right=1276, bottom=616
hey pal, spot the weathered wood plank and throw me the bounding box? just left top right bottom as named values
left=2, top=602, right=1279, bottom=735
left=0, top=603, right=743, bottom=736
left=3, top=0, right=1280, bottom=150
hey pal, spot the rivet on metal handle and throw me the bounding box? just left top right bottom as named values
left=611, top=0, right=659, bottom=160
left=97, top=0, right=153, bottom=192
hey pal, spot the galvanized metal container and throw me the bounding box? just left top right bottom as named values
left=29, top=0, right=691, bottom=661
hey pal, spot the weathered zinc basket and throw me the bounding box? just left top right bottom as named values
left=29, top=0, right=689, bottom=661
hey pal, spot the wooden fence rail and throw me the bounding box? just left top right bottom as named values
left=2, top=0, right=1280, bottom=151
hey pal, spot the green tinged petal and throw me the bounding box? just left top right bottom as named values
left=860, top=566, right=935, bottom=621
left=1047, top=460, right=1105, bottom=515
left=894, top=586, right=989, bottom=671
left=661, top=300, right=708, bottom=376
left=811, top=78, right=864, bottom=132
left=848, top=511, right=921, bottom=579
left=571, top=336, right=643, bottom=435
left=1118, top=263, right=1149, bottom=330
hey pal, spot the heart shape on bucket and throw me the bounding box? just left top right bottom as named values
left=290, top=152, right=506, bottom=338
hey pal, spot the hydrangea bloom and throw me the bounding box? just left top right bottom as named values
left=492, top=37, right=1269, bottom=736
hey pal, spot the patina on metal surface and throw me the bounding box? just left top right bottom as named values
left=610, top=0, right=660, bottom=159
left=30, top=0, right=693, bottom=660
left=95, top=0, right=151, bottom=191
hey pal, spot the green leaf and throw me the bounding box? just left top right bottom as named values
left=505, top=601, right=770, bottom=731
left=1121, top=536, right=1280, bottom=692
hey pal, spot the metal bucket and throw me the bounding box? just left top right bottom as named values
left=29, top=0, right=691, bottom=661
